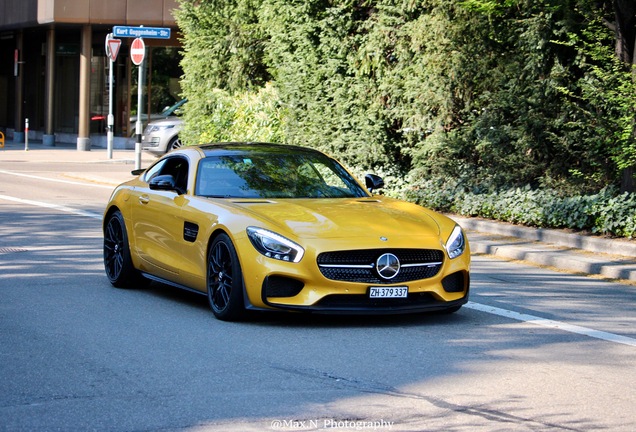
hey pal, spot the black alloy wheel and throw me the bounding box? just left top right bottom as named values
left=207, top=233, right=245, bottom=320
left=103, top=211, right=143, bottom=288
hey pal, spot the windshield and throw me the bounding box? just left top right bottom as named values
left=161, top=98, right=187, bottom=117
left=195, top=152, right=369, bottom=199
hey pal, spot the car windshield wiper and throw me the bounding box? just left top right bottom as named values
left=200, top=194, right=234, bottom=198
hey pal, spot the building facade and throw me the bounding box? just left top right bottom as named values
left=0, top=0, right=181, bottom=149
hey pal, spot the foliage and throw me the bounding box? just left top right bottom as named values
left=175, top=0, right=273, bottom=144
left=404, top=0, right=636, bottom=192
left=175, top=0, right=270, bottom=93
left=179, top=83, right=286, bottom=145
left=406, top=180, right=636, bottom=238
left=555, top=11, right=636, bottom=174
left=259, top=0, right=400, bottom=170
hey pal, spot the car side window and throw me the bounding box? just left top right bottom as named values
left=144, top=160, right=167, bottom=183
left=143, top=156, right=189, bottom=193
left=161, top=157, right=189, bottom=193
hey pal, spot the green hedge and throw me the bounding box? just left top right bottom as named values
left=179, top=83, right=286, bottom=145
left=404, top=181, right=636, bottom=238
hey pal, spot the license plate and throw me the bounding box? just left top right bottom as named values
left=369, top=286, right=408, bottom=298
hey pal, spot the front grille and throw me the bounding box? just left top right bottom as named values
left=317, top=249, right=444, bottom=284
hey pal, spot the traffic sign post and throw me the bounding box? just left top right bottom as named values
left=131, top=37, right=146, bottom=170
left=105, top=34, right=121, bottom=159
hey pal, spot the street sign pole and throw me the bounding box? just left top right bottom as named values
left=108, top=56, right=114, bottom=159
left=135, top=60, right=144, bottom=171
left=131, top=37, right=146, bottom=171
left=106, top=34, right=114, bottom=159
left=105, top=34, right=121, bottom=159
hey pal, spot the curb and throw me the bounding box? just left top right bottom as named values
left=454, top=216, right=636, bottom=257
left=453, top=216, right=636, bottom=282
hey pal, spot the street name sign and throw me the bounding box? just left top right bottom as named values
left=113, top=26, right=171, bottom=39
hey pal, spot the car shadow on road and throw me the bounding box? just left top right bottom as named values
left=141, top=279, right=473, bottom=328
left=251, top=308, right=473, bottom=328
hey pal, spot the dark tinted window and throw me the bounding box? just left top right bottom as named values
left=144, top=156, right=189, bottom=193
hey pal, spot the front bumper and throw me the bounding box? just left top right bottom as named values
left=258, top=269, right=469, bottom=314
left=262, top=290, right=469, bottom=315
left=238, top=240, right=470, bottom=315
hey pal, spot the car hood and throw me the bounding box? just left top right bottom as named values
left=234, top=197, right=442, bottom=240
left=146, top=116, right=183, bottom=127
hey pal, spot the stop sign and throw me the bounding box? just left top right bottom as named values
left=131, top=37, right=145, bottom=65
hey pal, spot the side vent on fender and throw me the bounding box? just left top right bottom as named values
left=183, top=222, right=199, bottom=243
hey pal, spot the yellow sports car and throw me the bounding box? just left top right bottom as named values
left=103, top=143, right=470, bottom=320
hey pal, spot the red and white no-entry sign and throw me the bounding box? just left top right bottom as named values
left=130, top=37, right=145, bottom=65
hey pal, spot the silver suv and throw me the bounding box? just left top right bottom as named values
left=141, top=116, right=183, bottom=155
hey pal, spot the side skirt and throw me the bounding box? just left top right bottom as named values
left=141, top=272, right=206, bottom=296
left=141, top=272, right=260, bottom=312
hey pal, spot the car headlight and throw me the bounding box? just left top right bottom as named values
left=445, top=225, right=466, bottom=259
left=247, top=227, right=305, bottom=263
left=148, top=124, right=175, bottom=133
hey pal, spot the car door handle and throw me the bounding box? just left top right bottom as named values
left=139, top=195, right=150, bottom=204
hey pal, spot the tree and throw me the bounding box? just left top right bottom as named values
left=175, top=0, right=272, bottom=145
left=612, top=0, right=636, bottom=191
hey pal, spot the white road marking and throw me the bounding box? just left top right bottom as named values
left=0, top=169, right=114, bottom=189
left=0, top=194, right=102, bottom=220
left=466, top=301, right=636, bottom=347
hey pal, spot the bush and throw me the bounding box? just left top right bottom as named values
left=406, top=181, right=636, bottom=238
left=180, top=83, right=286, bottom=145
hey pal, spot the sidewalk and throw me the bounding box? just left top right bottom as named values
left=2, top=138, right=636, bottom=284
left=0, top=137, right=156, bottom=166
left=0, top=137, right=157, bottom=189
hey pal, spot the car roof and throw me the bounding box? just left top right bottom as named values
left=197, top=142, right=326, bottom=157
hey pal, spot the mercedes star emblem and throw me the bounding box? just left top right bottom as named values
left=376, top=253, right=400, bottom=280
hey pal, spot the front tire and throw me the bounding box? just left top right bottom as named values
left=166, top=135, right=182, bottom=153
left=207, top=234, right=245, bottom=321
left=103, top=210, right=144, bottom=288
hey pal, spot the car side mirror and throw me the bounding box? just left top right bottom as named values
left=149, top=174, right=178, bottom=192
left=365, top=174, right=384, bottom=193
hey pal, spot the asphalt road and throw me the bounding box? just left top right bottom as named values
left=1, top=155, right=635, bottom=431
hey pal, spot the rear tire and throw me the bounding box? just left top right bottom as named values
left=207, top=234, right=245, bottom=321
left=103, top=211, right=145, bottom=288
